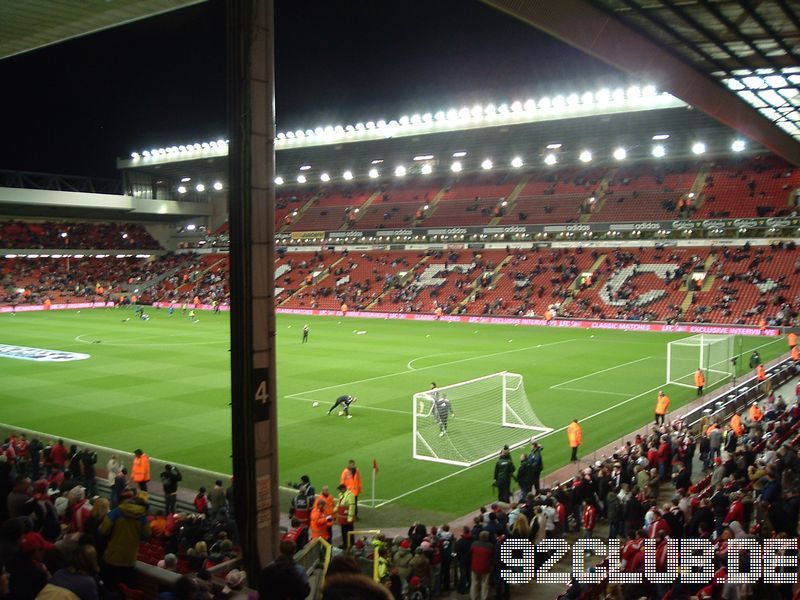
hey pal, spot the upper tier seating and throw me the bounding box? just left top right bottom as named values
left=695, top=157, right=800, bottom=219
left=285, top=184, right=376, bottom=231
left=355, top=181, right=445, bottom=229
left=0, top=221, right=162, bottom=249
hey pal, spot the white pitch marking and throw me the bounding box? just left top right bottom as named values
left=555, top=387, right=630, bottom=397
left=288, top=337, right=578, bottom=399
left=550, top=356, right=653, bottom=389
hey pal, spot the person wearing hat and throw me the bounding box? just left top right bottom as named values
left=99, top=489, right=151, bottom=588
left=221, top=568, right=248, bottom=599
left=335, top=482, right=356, bottom=548
left=258, top=540, right=310, bottom=600
left=131, top=449, right=150, bottom=492
left=492, top=447, right=515, bottom=503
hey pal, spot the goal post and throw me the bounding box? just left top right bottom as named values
left=666, top=334, right=734, bottom=389
left=412, top=372, right=552, bottom=467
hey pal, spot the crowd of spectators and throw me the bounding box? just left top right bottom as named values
left=0, top=221, right=161, bottom=250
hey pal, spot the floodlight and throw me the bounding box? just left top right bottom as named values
left=286, top=132, right=295, bottom=139
left=130, top=152, right=139, bottom=159
left=299, top=165, right=311, bottom=171
left=596, top=89, right=611, bottom=103
left=652, top=134, right=670, bottom=140
left=185, top=225, right=196, bottom=232
left=481, top=159, right=493, bottom=170
left=446, top=109, right=458, bottom=121
left=434, top=111, right=446, bottom=122
left=421, top=164, right=433, bottom=175
left=546, top=143, right=562, bottom=149
left=394, top=166, right=406, bottom=177
left=276, top=133, right=285, bottom=140
left=627, top=86, right=641, bottom=99
left=612, top=88, right=625, bottom=102
left=544, top=153, right=558, bottom=166
left=413, top=155, right=434, bottom=161
left=323, top=126, right=334, bottom=136
left=355, top=122, right=365, bottom=130
left=422, top=113, right=433, bottom=122
left=410, top=114, right=421, bottom=124
left=471, top=105, right=483, bottom=117
left=511, top=156, right=524, bottom=168
left=314, top=127, right=323, bottom=136
left=196, top=183, right=205, bottom=192
left=297, top=174, right=307, bottom=183
left=343, top=170, right=354, bottom=181
left=524, top=99, right=536, bottom=111
left=345, top=125, right=354, bottom=132
left=731, top=139, right=746, bottom=152
left=209, top=141, right=217, bottom=148
left=213, top=181, right=224, bottom=191
left=497, top=103, right=509, bottom=114
left=60, top=232, right=68, bottom=238
left=178, top=145, right=186, bottom=151
left=452, top=151, right=467, bottom=158
left=692, top=142, right=706, bottom=155
left=581, top=92, right=594, bottom=105
left=613, top=147, right=627, bottom=161
left=510, top=101, right=522, bottom=113
left=274, top=176, right=284, bottom=185
left=458, top=107, right=470, bottom=120
left=552, top=95, right=566, bottom=108
left=334, top=125, right=344, bottom=134
left=579, top=150, right=592, bottom=163
left=181, top=177, right=191, bottom=182
left=371, top=159, right=384, bottom=164
left=642, top=85, right=657, bottom=97
left=451, top=161, right=463, bottom=173
left=539, top=97, right=551, bottom=109
left=399, top=115, right=410, bottom=125
left=566, top=94, right=579, bottom=106
left=142, top=151, right=151, bottom=157
left=177, top=186, right=187, bottom=194
left=652, top=145, right=666, bottom=158
left=201, top=142, right=210, bottom=149
left=484, top=104, right=497, bottom=115
left=320, top=173, right=331, bottom=182
left=366, top=121, right=376, bottom=129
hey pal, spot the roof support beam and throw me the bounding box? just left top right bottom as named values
left=481, top=0, right=800, bottom=165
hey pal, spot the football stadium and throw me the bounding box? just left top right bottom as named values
left=1, top=1, right=800, bottom=599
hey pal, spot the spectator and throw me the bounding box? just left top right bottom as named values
left=208, top=479, right=226, bottom=518
left=159, top=464, right=182, bottom=515
left=99, top=490, right=150, bottom=588
left=131, top=449, right=150, bottom=492
left=257, top=539, right=310, bottom=600
left=321, top=573, right=392, bottom=600
left=469, top=530, right=493, bottom=600
left=47, top=540, right=101, bottom=600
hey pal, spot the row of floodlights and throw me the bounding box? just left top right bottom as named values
left=129, top=86, right=671, bottom=158
left=176, top=180, right=225, bottom=194
left=131, top=140, right=228, bottom=159
left=273, top=86, right=666, bottom=141
left=274, top=139, right=747, bottom=185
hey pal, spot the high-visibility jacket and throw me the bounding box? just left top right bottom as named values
left=655, top=394, right=670, bottom=415
left=756, top=365, right=766, bottom=381
left=695, top=371, right=705, bottom=387
left=310, top=505, right=331, bottom=540
left=341, top=303, right=348, bottom=315
left=132, top=454, right=150, bottom=483
left=749, top=404, right=763, bottom=423
left=730, top=414, right=744, bottom=436
left=759, top=319, right=766, bottom=332
left=792, top=346, right=800, bottom=362
left=318, top=492, right=335, bottom=517
left=335, top=490, right=355, bottom=525
left=340, top=467, right=362, bottom=497
left=706, top=423, right=719, bottom=437
left=567, top=422, right=582, bottom=448
left=789, top=332, right=797, bottom=347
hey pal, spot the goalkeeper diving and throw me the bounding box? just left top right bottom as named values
left=327, top=394, right=357, bottom=419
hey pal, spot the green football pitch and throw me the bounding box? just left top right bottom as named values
left=0, top=308, right=786, bottom=524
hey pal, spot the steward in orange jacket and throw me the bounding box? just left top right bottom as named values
left=694, top=370, right=705, bottom=396
left=567, top=420, right=582, bottom=462
left=132, top=449, right=150, bottom=492
left=340, top=460, right=362, bottom=517
left=749, top=403, right=763, bottom=423
left=789, top=332, right=797, bottom=349
left=654, top=391, right=670, bottom=426
left=309, top=498, right=331, bottom=541
left=792, top=345, right=800, bottom=364
left=730, top=413, right=744, bottom=437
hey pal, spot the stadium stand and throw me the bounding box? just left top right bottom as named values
left=0, top=221, right=162, bottom=249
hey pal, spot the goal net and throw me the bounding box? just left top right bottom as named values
left=666, top=334, right=734, bottom=389
left=412, top=372, right=552, bottom=467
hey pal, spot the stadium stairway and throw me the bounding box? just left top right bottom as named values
left=456, top=253, right=514, bottom=312
left=579, top=166, right=616, bottom=223
left=364, top=254, right=430, bottom=309
left=339, top=188, right=382, bottom=229
left=689, top=162, right=712, bottom=211
left=277, top=192, right=321, bottom=232
left=486, top=173, right=532, bottom=225
left=278, top=254, right=347, bottom=306
left=413, top=185, right=448, bottom=225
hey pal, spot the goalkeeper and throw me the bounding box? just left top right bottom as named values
left=434, top=394, right=455, bottom=437
left=327, top=395, right=357, bottom=419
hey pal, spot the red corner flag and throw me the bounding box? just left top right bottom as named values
left=372, top=458, right=379, bottom=473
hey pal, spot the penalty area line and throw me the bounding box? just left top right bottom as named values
left=550, top=356, right=652, bottom=389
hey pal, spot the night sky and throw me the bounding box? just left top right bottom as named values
left=0, top=0, right=622, bottom=179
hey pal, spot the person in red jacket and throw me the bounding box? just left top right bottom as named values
left=648, top=510, right=671, bottom=538
left=581, top=501, right=597, bottom=538
left=469, top=530, right=493, bottom=599
left=50, top=439, right=68, bottom=470
left=723, top=492, right=745, bottom=526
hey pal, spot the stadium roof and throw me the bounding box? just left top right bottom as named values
left=0, top=0, right=205, bottom=60
left=483, top=0, right=800, bottom=165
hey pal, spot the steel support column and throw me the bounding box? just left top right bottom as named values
left=227, top=0, right=279, bottom=579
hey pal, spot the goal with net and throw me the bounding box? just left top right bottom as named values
left=666, top=334, right=734, bottom=389
left=412, top=372, right=552, bottom=467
